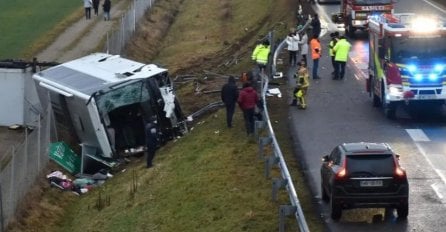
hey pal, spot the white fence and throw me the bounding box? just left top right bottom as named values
left=105, top=0, right=157, bottom=55
left=0, top=102, right=55, bottom=231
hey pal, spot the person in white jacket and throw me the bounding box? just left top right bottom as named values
left=299, top=28, right=310, bottom=65
left=83, top=0, right=93, bottom=20
left=286, top=28, right=300, bottom=66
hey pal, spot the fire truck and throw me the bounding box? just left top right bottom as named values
left=367, top=13, right=446, bottom=118
left=332, top=0, right=395, bottom=37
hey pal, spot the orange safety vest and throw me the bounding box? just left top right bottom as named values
left=310, top=38, right=321, bottom=60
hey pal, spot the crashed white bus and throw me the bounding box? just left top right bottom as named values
left=33, top=53, right=187, bottom=173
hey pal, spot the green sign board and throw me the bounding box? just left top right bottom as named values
left=49, top=142, right=81, bottom=174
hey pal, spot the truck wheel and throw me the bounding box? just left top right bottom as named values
left=373, top=93, right=381, bottom=107
left=370, top=79, right=380, bottom=107
left=397, top=204, right=408, bottom=219
left=321, top=183, right=329, bottom=203
left=347, top=24, right=355, bottom=38
left=381, top=85, right=396, bottom=119
left=330, top=192, right=342, bottom=220
left=383, top=100, right=396, bottom=119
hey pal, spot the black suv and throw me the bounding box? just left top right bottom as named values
left=320, top=142, right=409, bottom=220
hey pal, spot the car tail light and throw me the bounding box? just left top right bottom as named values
left=393, top=155, right=407, bottom=181
left=335, top=159, right=347, bottom=181
left=394, top=166, right=406, bottom=179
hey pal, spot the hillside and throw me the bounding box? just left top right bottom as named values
left=6, top=0, right=324, bottom=231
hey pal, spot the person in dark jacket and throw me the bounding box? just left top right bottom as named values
left=102, top=0, right=111, bottom=21
left=92, top=0, right=100, bottom=16
left=145, top=122, right=158, bottom=168
left=237, top=82, right=259, bottom=135
left=221, top=76, right=239, bottom=128
left=311, top=13, right=321, bottom=38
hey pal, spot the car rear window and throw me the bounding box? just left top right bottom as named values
left=346, top=154, right=394, bottom=176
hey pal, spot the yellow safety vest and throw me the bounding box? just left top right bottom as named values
left=251, top=44, right=270, bottom=64
left=333, top=39, right=351, bottom=62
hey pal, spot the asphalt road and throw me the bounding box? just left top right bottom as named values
left=286, top=1, right=446, bottom=231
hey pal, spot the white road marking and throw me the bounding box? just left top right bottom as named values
left=405, top=129, right=431, bottom=142
left=431, top=183, right=444, bottom=200
left=423, top=0, right=446, bottom=14
left=413, top=142, right=446, bottom=202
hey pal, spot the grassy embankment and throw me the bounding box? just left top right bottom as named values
left=0, top=0, right=83, bottom=60
left=7, top=0, right=324, bottom=231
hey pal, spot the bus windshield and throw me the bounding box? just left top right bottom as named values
left=391, top=36, right=446, bottom=62
left=354, top=0, right=393, bottom=5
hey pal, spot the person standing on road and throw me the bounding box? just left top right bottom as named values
left=311, top=13, right=321, bottom=38
left=251, top=40, right=271, bottom=75
left=310, top=34, right=322, bottom=79
left=299, top=28, right=310, bottom=65
left=238, top=82, right=259, bottom=136
left=221, top=76, right=239, bottom=128
left=145, top=122, right=158, bottom=168
left=103, top=0, right=111, bottom=21
left=329, top=32, right=339, bottom=78
left=294, top=60, right=310, bottom=109
left=333, top=35, right=352, bottom=80
left=286, top=28, right=300, bottom=66
left=92, top=0, right=100, bottom=16
left=83, top=0, right=93, bottom=20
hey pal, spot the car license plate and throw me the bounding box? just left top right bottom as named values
left=418, top=95, right=436, bottom=100
left=360, top=180, right=383, bottom=187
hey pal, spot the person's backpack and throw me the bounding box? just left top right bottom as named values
left=240, top=72, right=249, bottom=83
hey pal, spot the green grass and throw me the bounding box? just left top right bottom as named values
left=5, top=0, right=325, bottom=231
left=46, top=111, right=284, bottom=232
left=0, top=0, right=80, bottom=59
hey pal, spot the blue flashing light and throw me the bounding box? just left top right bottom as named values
left=414, top=74, right=423, bottom=81
left=434, top=64, right=444, bottom=73
left=429, top=74, right=438, bottom=81
left=407, top=65, right=417, bottom=72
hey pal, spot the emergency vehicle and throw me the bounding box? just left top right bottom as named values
left=332, top=0, right=395, bottom=37
left=367, top=13, right=446, bottom=118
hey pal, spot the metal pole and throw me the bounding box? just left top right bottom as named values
left=9, top=147, right=15, bottom=210
left=0, top=184, right=3, bottom=232
left=24, top=127, right=28, bottom=182
left=37, top=114, right=41, bottom=171
left=133, top=0, right=136, bottom=32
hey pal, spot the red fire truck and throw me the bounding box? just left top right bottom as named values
left=367, top=13, right=446, bottom=118
left=332, top=0, right=395, bottom=37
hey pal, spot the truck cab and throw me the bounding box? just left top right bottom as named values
left=332, top=0, right=396, bottom=38
left=367, top=13, right=446, bottom=118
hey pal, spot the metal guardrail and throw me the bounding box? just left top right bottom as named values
left=255, top=9, right=312, bottom=232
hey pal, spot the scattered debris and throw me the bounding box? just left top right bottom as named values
left=46, top=169, right=112, bottom=195
left=267, top=88, right=282, bottom=98
left=8, top=124, right=22, bottom=130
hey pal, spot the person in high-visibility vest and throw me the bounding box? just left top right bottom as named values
left=251, top=40, right=271, bottom=74
left=310, top=34, right=321, bottom=79
left=333, top=35, right=352, bottom=80
left=291, top=60, right=310, bottom=109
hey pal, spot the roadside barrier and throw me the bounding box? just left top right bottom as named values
left=105, top=0, right=157, bottom=55
left=254, top=8, right=312, bottom=232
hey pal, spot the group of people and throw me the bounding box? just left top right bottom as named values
left=221, top=75, right=260, bottom=136
left=285, top=13, right=352, bottom=108
left=329, top=32, right=352, bottom=80
left=83, top=0, right=111, bottom=21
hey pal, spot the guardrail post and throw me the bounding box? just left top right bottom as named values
left=258, top=136, right=272, bottom=160
left=254, top=120, right=266, bottom=141
left=279, top=205, right=297, bottom=232
left=264, top=155, right=280, bottom=178
left=272, top=177, right=288, bottom=201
